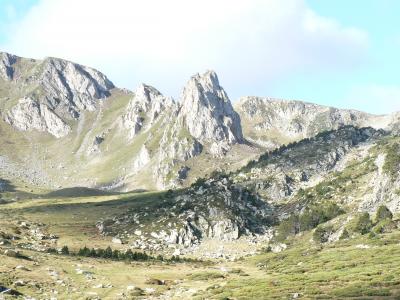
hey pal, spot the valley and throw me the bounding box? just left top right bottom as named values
left=1, top=52, right=400, bottom=299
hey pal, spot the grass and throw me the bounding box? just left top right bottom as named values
left=2, top=188, right=400, bottom=298
left=196, top=230, right=400, bottom=299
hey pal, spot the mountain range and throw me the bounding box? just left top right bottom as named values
left=1, top=51, right=399, bottom=193
left=2, top=52, right=400, bottom=298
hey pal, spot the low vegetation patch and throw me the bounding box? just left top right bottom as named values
left=47, top=245, right=203, bottom=264
left=276, top=201, right=344, bottom=241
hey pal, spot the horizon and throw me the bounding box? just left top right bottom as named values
left=1, top=0, right=400, bottom=114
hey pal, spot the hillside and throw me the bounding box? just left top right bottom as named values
left=1, top=52, right=400, bottom=299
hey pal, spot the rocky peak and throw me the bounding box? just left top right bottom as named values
left=180, top=70, right=243, bottom=155
left=39, top=57, right=114, bottom=117
left=3, top=54, right=116, bottom=138
left=0, top=52, right=17, bottom=80
left=122, top=84, right=175, bottom=138
left=235, top=96, right=376, bottom=147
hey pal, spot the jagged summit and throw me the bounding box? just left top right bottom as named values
left=0, top=52, right=18, bottom=80
left=2, top=54, right=115, bottom=137
left=122, top=83, right=175, bottom=138
left=180, top=70, right=243, bottom=155
left=235, top=96, right=394, bottom=148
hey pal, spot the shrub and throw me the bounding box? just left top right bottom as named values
left=375, top=205, right=393, bottom=221
left=382, top=143, right=400, bottom=178
left=276, top=215, right=300, bottom=240
left=339, top=228, right=350, bottom=240
left=372, top=218, right=397, bottom=234
left=354, top=212, right=373, bottom=234
left=276, top=202, right=344, bottom=241
left=313, top=225, right=333, bottom=243
left=61, top=245, right=69, bottom=255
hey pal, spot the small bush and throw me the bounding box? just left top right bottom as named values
left=375, top=205, right=393, bottom=221
left=61, top=245, right=69, bottom=255
left=313, top=225, right=333, bottom=243
left=339, top=228, right=350, bottom=240
left=354, top=212, right=373, bottom=234
left=276, top=202, right=344, bottom=241
left=372, top=218, right=397, bottom=234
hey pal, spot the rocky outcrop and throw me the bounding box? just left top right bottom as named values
left=122, top=84, right=175, bottom=138
left=96, top=176, right=274, bottom=250
left=0, top=52, right=17, bottom=80
left=4, top=97, right=70, bottom=138
left=132, top=145, right=151, bottom=173
left=38, top=57, right=114, bottom=118
left=235, top=96, right=385, bottom=147
left=180, top=71, right=243, bottom=155
left=3, top=55, right=114, bottom=137
left=234, top=126, right=385, bottom=202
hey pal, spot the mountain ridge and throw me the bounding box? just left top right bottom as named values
left=0, top=51, right=399, bottom=192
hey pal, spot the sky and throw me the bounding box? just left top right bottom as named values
left=0, top=0, right=399, bottom=115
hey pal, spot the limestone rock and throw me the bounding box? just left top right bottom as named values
left=180, top=70, right=243, bottom=155
left=5, top=97, right=71, bottom=138
left=235, top=96, right=389, bottom=147
left=3, top=55, right=114, bottom=137
left=0, top=52, right=17, bottom=80
left=39, top=57, right=114, bottom=116
left=122, top=84, right=175, bottom=138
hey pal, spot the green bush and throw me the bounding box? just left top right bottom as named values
left=354, top=212, right=373, bottom=234
left=372, top=218, right=397, bottom=234
left=61, top=245, right=69, bottom=255
left=339, top=228, right=350, bottom=240
left=313, top=225, right=333, bottom=243
left=277, top=202, right=344, bottom=241
left=382, top=143, right=400, bottom=178
left=375, top=205, right=393, bottom=221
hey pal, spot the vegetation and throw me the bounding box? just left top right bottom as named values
left=383, top=143, right=400, bottom=178
left=376, top=205, right=393, bottom=221
left=353, top=212, right=373, bottom=234
left=277, top=202, right=344, bottom=241
left=47, top=245, right=203, bottom=263
left=313, top=225, right=333, bottom=243
left=60, top=245, right=69, bottom=255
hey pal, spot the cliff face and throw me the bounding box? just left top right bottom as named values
left=179, top=71, right=243, bottom=155
left=235, top=96, right=394, bottom=148
left=1, top=52, right=114, bottom=137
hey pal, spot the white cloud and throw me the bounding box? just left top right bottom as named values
left=343, top=84, right=400, bottom=115
left=2, top=0, right=368, bottom=99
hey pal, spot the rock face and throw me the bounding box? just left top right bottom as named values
left=38, top=57, right=114, bottom=117
left=122, top=84, right=175, bottom=138
left=0, top=52, right=17, bottom=80
left=2, top=53, right=114, bottom=137
left=5, top=97, right=70, bottom=138
left=97, top=176, right=274, bottom=250
left=235, top=96, right=388, bottom=148
left=180, top=71, right=243, bottom=155
left=120, top=71, right=245, bottom=188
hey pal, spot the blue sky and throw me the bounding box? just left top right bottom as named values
left=1, top=0, right=399, bottom=114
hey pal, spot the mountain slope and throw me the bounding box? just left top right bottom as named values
left=0, top=53, right=256, bottom=191
left=235, top=96, right=397, bottom=148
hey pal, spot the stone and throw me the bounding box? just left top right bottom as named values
left=179, top=70, right=243, bottom=156
left=5, top=97, right=71, bottom=138
left=13, top=280, right=25, bottom=287
left=112, top=237, right=123, bottom=244
left=4, top=249, right=19, bottom=257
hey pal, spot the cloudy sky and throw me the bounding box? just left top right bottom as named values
left=1, top=0, right=399, bottom=114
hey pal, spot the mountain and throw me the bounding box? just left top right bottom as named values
left=2, top=52, right=400, bottom=298
left=0, top=52, right=255, bottom=191
left=235, top=96, right=397, bottom=148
